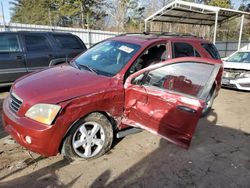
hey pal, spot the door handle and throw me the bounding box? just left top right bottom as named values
left=177, top=105, right=197, bottom=114
left=16, top=55, right=23, bottom=60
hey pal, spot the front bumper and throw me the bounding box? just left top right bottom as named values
left=2, top=96, right=61, bottom=156
left=222, top=77, right=250, bottom=91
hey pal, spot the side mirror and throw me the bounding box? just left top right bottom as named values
left=49, top=58, right=73, bottom=67
left=131, top=74, right=145, bottom=85
left=125, top=70, right=147, bottom=88
left=221, top=57, right=228, bottom=61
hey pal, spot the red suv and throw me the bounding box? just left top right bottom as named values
left=2, top=33, right=223, bottom=160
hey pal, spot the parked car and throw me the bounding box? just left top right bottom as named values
left=2, top=33, right=223, bottom=160
left=222, top=50, right=250, bottom=91
left=0, top=31, right=87, bottom=87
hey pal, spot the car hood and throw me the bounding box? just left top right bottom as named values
left=12, top=64, right=112, bottom=105
left=223, top=61, right=250, bottom=71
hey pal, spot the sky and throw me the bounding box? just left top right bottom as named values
left=0, top=0, right=246, bottom=24
left=1, top=0, right=11, bottom=23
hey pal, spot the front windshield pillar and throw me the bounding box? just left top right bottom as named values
left=238, top=15, right=245, bottom=51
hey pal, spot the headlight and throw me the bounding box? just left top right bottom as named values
left=239, top=72, right=250, bottom=78
left=25, top=104, right=61, bottom=125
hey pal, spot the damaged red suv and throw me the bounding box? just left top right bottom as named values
left=2, top=33, right=223, bottom=160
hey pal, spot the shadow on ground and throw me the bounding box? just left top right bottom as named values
left=90, top=110, right=250, bottom=188
left=0, top=158, right=80, bottom=188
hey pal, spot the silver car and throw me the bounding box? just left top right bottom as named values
left=222, top=50, right=250, bottom=91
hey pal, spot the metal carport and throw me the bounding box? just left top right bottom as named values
left=145, top=0, right=250, bottom=50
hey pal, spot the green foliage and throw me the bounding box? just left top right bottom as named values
left=208, top=0, right=232, bottom=8
left=10, top=0, right=107, bottom=29
left=11, top=0, right=51, bottom=25
left=53, top=0, right=107, bottom=28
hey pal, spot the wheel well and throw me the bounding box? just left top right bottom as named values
left=58, top=111, right=117, bottom=154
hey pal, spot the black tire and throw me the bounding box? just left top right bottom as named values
left=61, top=113, right=113, bottom=160
left=201, top=88, right=216, bottom=117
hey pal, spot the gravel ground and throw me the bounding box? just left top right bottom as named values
left=0, top=88, right=249, bottom=188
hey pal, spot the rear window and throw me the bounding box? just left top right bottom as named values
left=24, top=35, right=52, bottom=52
left=202, top=43, right=220, bottom=60
left=172, top=42, right=201, bottom=58
left=53, top=34, right=85, bottom=50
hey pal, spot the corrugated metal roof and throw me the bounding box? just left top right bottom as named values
left=145, top=0, right=250, bottom=26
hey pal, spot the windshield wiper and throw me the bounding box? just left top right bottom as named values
left=72, top=60, right=98, bottom=75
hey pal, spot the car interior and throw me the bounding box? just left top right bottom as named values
left=129, top=44, right=167, bottom=75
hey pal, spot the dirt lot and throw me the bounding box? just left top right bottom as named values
left=0, top=88, right=249, bottom=188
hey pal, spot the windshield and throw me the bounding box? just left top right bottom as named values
left=73, top=40, right=141, bottom=76
left=226, top=52, right=250, bottom=63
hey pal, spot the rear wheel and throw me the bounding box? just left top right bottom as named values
left=201, top=87, right=216, bottom=117
left=62, top=113, right=113, bottom=160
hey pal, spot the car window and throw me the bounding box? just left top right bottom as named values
left=202, top=43, right=220, bottom=60
left=226, top=52, right=250, bottom=63
left=53, top=34, right=85, bottom=50
left=74, top=40, right=141, bottom=76
left=0, top=34, right=21, bottom=52
left=128, top=44, right=167, bottom=76
left=143, top=62, right=215, bottom=97
left=24, top=35, right=52, bottom=52
left=172, top=42, right=201, bottom=58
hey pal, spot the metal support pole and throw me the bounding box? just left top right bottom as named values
left=87, top=30, right=91, bottom=48
left=145, top=21, right=147, bottom=32
left=238, top=14, right=245, bottom=51
left=48, top=7, right=52, bottom=31
left=1, top=2, right=6, bottom=31
left=213, top=11, right=219, bottom=44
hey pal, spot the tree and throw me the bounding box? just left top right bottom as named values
left=208, top=0, right=232, bottom=8
left=106, top=0, right=145, bottom=32
left=10, top=0, right=107, bottom=29
left=11, top=0, right=52, bottom=25
left=53, top=0, right=107, bottom=29
left=239, top=3, right=250, bottom=12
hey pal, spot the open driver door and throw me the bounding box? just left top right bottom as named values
left=122, top=57, right=221, bottom=148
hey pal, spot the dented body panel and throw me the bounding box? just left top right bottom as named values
left=123, top=57, right=221, bottom=148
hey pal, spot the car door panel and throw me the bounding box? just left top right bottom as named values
left=123, top=84, right=150, bottom=127
left=0, top=34, right=27, bottom=84
left=143, top=88, right=203, bottom=148
left=22, top=34, right=56, bottom=72
left=123, top=57, right=221, bottom=148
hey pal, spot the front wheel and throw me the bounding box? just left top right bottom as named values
left=62, top=113, right=113, bottom=160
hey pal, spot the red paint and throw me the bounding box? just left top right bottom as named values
left=2, top=35, right=223, bottom=157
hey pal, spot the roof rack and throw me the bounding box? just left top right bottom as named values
left=116, top=32, right=150, bottom=37
left=116, top=32, right=202, bottom=39
left=160, top=32, right=203, bottom=39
